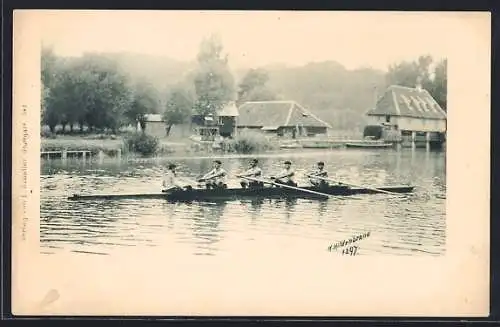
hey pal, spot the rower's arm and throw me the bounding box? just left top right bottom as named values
left=204, top=169, right=226, bottom=179
left=238, top=170, right=250, bottom=177
left=240, top=168, right=260, bottom=177
left=213, top=170, right=226, bottom=178
left=201, top=169, right=215, bottom=179
left=309, top=171, right=328, bottom=177
left=275, top=170, right=294, bottom=179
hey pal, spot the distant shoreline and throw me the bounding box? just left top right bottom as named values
left=40, top=133, right=445, bottom=160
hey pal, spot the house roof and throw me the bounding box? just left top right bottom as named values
left=218, top=101, right=239, bottom=117
left=366, top=85, right=447, bottom=120
left=144, top=114, right=163, bottom=122
left=237, top=101, right=332, bottom=128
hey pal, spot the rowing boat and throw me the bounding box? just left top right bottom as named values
left=67, top=184, right=414, bottom=202
left=345, top=142, right=394, bottom=149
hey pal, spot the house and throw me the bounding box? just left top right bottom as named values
left=236, top=101, right=332, bottom=138
left=365, top=84, right=447, bottom=147
left=191, top=101, right=239, bottom=140
left=137, top=114, right=165, bottom=138
left=138, top=114, right=190, bottom=139
left=217, top=101, right=239, bottom=137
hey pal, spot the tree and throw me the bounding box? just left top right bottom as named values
left=237, top=68, right=277, bottom=105
left=386, top=55, right=433, bottom=90
left=41, top=45, right=58, bottom=88
left=193, top=34, right=235, bottom=117
left=44, top=53, right=132, bottom=134
left=386, top=55, right=447, bottom=111
left=163, top=87, right=193, bottom=136
left=41, top=45, right=59, bottom=129
left=429, top=59, right=447, bottom=110
left=126, top=80, right=160, bottom=132
left=79, top=54, right=132, bottom=133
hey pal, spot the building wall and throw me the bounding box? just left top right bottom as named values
left=305, top=126, right=328, bottom=136
left=144, top=121, right=166, bottom=138
left=219, top=116, right=236, bottom=137
left=168, top=123, right=192, bottom=139
left=236, top=126, right=327, bottom=138
left=367, top=115, right=446, bottom=132
left=143, top=122, right=193, bottom=139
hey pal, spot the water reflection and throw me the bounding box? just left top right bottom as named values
left=247, top=198, right=265, bottom=222
left=40, top=149, right=446, bottom=257
left=190, top=202, right=227, bottom=255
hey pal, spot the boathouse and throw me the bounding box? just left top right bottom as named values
left=138, top=114, right=191, bottom=139
left=237, top=101, right=332, bottom=138
left=191, top=102, right=239, bottom=140
left=365, top=84, right=447, bottom=148
left=137, top=114, right=165, bottom=138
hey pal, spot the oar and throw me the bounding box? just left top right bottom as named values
left=181, top=177, right=203, bottom=188
left=241, top=176, right=332, bottom=199
left=307, top=174, right=404, bottom=196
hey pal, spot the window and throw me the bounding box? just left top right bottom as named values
left=385, top=115, right=391, bottom=123
left=425, top=98, right=438, bottom=113
left=400, top=95, right=414, bottom=111
left=410, top=96, right=423, bottom=112
left=417, top=97, right=429, bottom=112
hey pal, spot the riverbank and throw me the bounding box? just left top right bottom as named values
left=41, top=133, right=443, bottom=159
left=41, top=135, right=191, bottom=156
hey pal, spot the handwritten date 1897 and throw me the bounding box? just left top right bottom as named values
left=341, top=245, right=358, bottom=256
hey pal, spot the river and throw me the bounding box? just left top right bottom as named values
left=40, top=148, right=446, bottom=257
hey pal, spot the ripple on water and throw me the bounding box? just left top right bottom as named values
left=40, top=149, right=446, bottom=257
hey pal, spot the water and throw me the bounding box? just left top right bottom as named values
left=40, top=149, right=446, bottom=257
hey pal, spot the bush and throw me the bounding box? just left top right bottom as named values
left=225, top=129, right=275, bottom=154
left=124, top=132, right=159, bottom=157
left=41, top=129, right=57, bottom=139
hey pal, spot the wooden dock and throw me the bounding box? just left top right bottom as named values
left=41, top=150, right=92, bottom=160
left=41, top=149, right=123, bottom=160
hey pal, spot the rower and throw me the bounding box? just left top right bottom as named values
left=271, top=160, right=297, bottom=187
left=237, top=159, right=264, bottom=189
left=198, top=160, right=228, bottom=189
left=308, top=161, right=329, bottom=188
left=162, top=163, right=193, bottom=191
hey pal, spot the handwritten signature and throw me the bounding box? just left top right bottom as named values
left=328, top=231, right=370, bottom=256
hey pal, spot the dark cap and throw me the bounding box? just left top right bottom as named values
left=251, top=159, right=258, bottom=164
left=284, top=160, right=291, bottom=165
left=214, top=160, right=222, bottom=164
left=168, top=163, right=177, bottom=170
left=317, top=161, right=325, bottom=166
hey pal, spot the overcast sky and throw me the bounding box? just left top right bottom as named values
left=38, top=10, right=456, bottom=71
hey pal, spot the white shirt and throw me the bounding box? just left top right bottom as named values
left=163, top=170, right=190, bottom=189
left=241, top=166, right=262, bottom=178
left=203, top=167, right=227, bottom=184
left=309, top=168, right=328, bottom=183
left=276, top=167, right=295, bottom=183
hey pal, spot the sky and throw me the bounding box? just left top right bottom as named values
left=37, top=10, right=458, bottom=71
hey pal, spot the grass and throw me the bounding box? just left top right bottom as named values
left=41, top=136, right=123, bottom=154
left=40, top=128, right=365, bottom=157
left=224, top=129, right=278, bottom=154
left=41, top=134, right=190, bottom=157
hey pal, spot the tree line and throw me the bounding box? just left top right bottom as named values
left=41, top=34, right=236, bottom=135
left=41, top=35, right=447, bottom=136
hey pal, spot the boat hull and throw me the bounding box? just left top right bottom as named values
left=68, top=184, right=415, bottom=202
left=345, top=143, right=394, bottom=149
